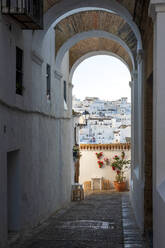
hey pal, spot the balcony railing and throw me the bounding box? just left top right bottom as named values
left=1, top=0, right=43, bottom=29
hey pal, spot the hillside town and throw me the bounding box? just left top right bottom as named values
left=72, top=96, right=131, bottom=144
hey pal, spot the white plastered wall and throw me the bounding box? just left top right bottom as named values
left=0, top=14, right=72, bottom=247
left=149, top=1, right=165, bottom=247
left=79, top=149, right=131, bottom=189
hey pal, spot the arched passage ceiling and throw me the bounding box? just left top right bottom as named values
left=44, top=0, right=135, bottom=15
left=69, top=37, right=133, bottom=71
left=55, top=10, right=137, bottom=61
left=43, top=0, right=149, bottom=29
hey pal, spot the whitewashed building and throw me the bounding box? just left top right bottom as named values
left=74, top=97, right=131, bottom=144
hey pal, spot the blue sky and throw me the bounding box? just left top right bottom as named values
left=72, top=55, right=131, bottom=102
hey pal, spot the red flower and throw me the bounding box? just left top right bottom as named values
left=96, top=152, right=103, bottom=159
left=117, top=170, right=120, bottom=175
left=112, top=166, right=116, bottom=171
left=97, top=160, right=104, bottom=167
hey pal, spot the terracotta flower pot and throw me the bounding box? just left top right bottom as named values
left=114, top=181, right=126, bottom=192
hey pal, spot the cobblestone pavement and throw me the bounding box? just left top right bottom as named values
left=11, top=191, right=147, bottom=248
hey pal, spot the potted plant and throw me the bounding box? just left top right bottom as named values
left=104, top=157, right=110, bottom=165
left=95, top=152, right=103, bottom=159
left=73, top=144, right=81, bottom=160
left=97, top=160, right=104, bottom=168
left=111, top=151, right=130, bottom=192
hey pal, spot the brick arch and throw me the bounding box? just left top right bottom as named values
left=44, top=0, right=135, bottom=15
left=55, top=10, right=137, bottom=61
left=69, top=38, right=134, bottom=79
left=55, top=30, right=135, bottom=71
left=32, top=0, right=142, bottom=52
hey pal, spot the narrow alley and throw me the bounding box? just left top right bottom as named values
left=11, top=192, right=147, bottom=248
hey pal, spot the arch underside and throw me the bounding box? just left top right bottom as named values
left=44, top=0, right=149, bottom=31
left=44, top=0, right=135, bottom=15
left=69, top=37, right=133, bottom=71
left=55, top=10, right=137, bottom=61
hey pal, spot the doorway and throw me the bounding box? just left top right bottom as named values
left=7, top=150, right=20, bottom=234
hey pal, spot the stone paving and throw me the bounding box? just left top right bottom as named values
left=11, top=191, right=148, bottom=248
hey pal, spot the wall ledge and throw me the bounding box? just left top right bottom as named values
left=80, top=143, right=131, bottom=151
left=0, top=98, right=71, bottom=120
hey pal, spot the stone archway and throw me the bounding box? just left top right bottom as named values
left=52, top=26, right=144, bottom=233
left=33, top=0, right=142, bottom=52
left=33, top=0, right=145, bottom=234
left=55, top=30, right=135, bottom=71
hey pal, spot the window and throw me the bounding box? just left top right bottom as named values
left=64, top=80, right=67, bottom=103
left=46, top=64, right=51, bottom=100
left=16, top=47, right=23, bottom=95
